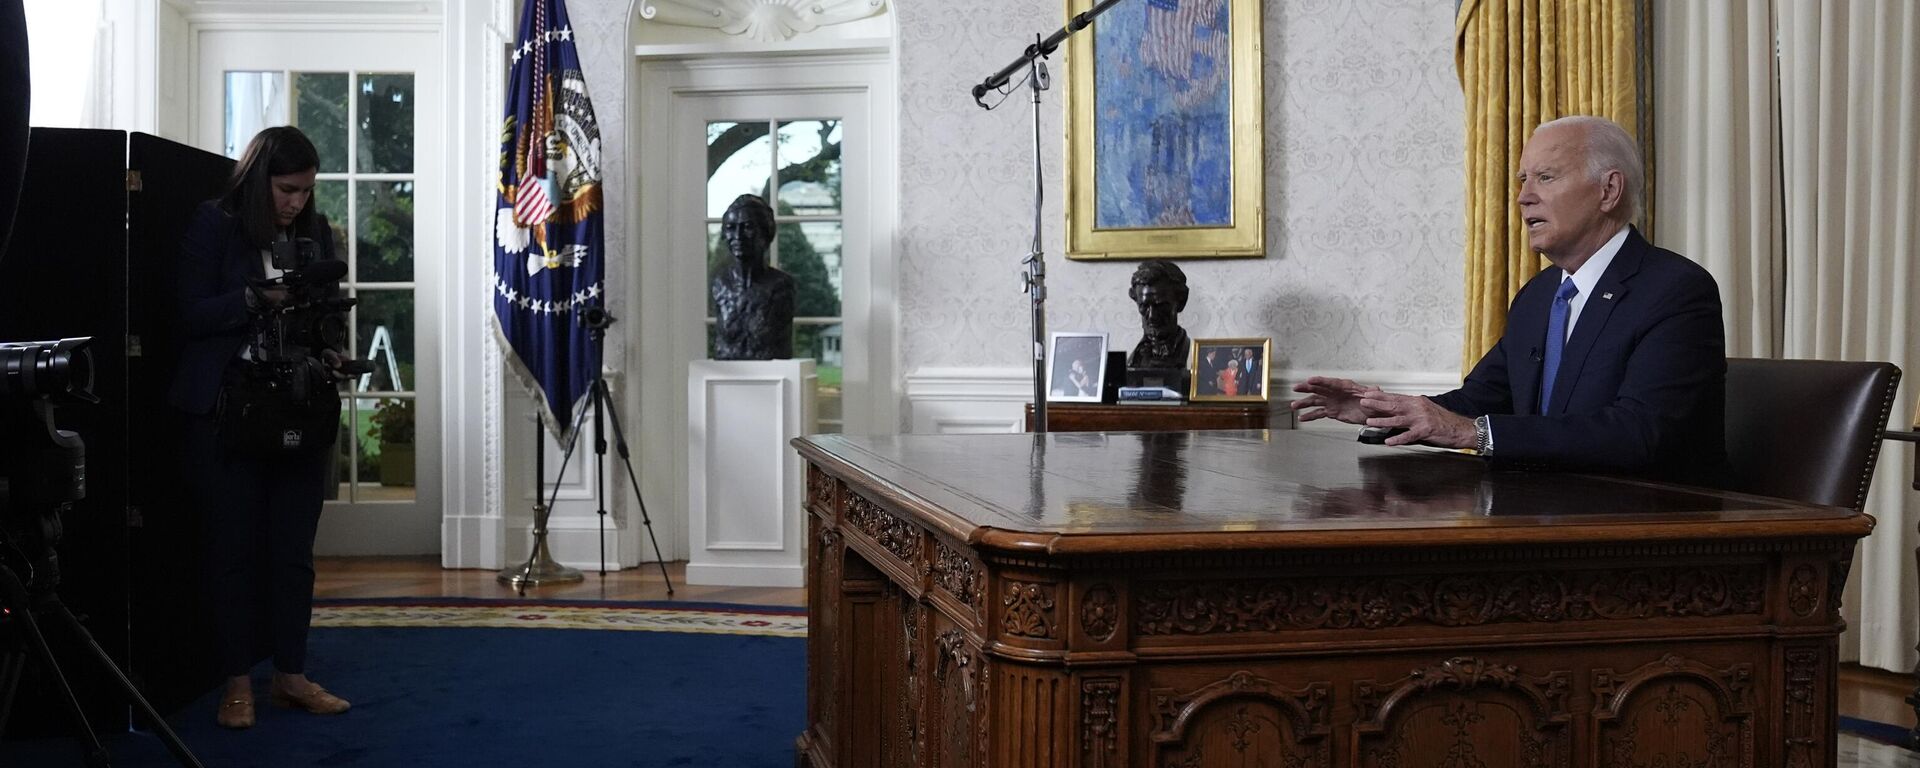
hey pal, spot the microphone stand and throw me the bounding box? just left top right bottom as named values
left=971, top=0, right=1128, bottom=434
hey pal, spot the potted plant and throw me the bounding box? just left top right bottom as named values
left=369, top=399, right=416, bottom=487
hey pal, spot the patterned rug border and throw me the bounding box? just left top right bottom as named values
left=311, top=600, right=807, bottom=638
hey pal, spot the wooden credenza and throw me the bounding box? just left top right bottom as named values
left=792, top=430, right=1869, bottom=768
left=1024, top=402, right=1270, bottom=432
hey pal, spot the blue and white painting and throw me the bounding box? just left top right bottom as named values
left=1094, top=0, right=1233, bottom=229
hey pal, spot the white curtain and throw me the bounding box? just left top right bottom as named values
left=1778, top=0, right=1920, bottom=673
left=1653, top=0, right=1783, bottom=358
left=1657, top=0, right=1920, bottom=671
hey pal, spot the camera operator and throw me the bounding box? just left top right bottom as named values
left=167, top=126, right=352, bottom=730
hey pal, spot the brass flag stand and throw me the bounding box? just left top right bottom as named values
left=499, top=411, right=583, bottom=588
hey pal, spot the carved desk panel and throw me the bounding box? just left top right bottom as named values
left=792, top=431, right=1870, bottom=768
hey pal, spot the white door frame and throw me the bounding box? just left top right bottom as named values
left=192, top=20, right=445, bottom=555
left=634, top=53, right=898, bottom=565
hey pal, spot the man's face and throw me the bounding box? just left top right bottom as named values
left=270, top=168, right=317, bottom=228
left=1136, top=281, right=1177, bottom=330
left=720, top=207, right=768, bottom=264
left=1516, top=124, right=1611, bottom=261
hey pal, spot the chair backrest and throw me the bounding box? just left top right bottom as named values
left=1722, top=358, right=1902, bottom=510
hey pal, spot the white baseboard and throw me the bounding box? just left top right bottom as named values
left=317, top=504, right=438, bottom=556
left=441, top=514, right=504, bottom=569
left=685, top=562, right=805, bottom=588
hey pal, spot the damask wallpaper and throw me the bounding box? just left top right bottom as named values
left=578, top=0, right=1464, bottom=377
left=898, top=0, right=1465, bottom=375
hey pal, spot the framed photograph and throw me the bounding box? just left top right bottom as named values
left=1047, top=332, right=1109, bottom=403
left=1063, top=0, right=1265, bottom=260
left=1188, top=337, right=1271, bottom=402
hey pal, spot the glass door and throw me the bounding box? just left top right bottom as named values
left=198, top=28, right=441, bottom=553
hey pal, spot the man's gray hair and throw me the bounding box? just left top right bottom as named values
left=1535, top=115, right=1644, bottom=223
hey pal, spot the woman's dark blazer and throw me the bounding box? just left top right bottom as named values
left=167, top=200, right=337, bottom=416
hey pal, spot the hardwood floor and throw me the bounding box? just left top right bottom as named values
left=314, top=555, right=805, bottom=607
left=315, top=556, right=1915, bottom=733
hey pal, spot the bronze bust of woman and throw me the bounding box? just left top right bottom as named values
left=711, top=194, right=795, bottom=360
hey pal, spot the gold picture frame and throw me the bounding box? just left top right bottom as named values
left=1187, top=337, right=1270, bottom=402
left=1064, top=0, right=1265, bottom=260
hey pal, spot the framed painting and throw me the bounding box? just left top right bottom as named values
left=1065, top=0, right=1264, bottom=260
left=1188, top=337, right=1270, bottom=402
left=1047, top=331, right=1109, bottom=402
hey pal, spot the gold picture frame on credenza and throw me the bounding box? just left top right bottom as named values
left=1187, top=337, right=1270, bottom=402
left=1063, top=0, right=1265, bottom=260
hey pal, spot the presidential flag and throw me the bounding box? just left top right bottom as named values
left=493, top=0, right=605, bottom=435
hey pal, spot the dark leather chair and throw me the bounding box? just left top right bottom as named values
left=1719, top=358, right=1911, bottom=744
left=1720, top=358, right=1902, bottom=511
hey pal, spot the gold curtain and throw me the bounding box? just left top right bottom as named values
left=1454, top=0, right=1653, bottom=373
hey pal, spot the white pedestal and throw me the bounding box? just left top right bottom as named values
left=686, top=359, right=817, bottom=587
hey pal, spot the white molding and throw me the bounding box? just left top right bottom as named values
left=638, top=0, right=886, bottom=43
left=179, top=1, right=442, bottom=22
left=446, top=0, right=515, bottom=569
left=634, top=37, right=891, bottom=60
left=684, top=562, right=805, bottom=588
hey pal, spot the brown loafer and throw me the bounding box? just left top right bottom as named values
left=216, top=698, right=255, bottom=729
left=270, top=683, right=350, bottom=715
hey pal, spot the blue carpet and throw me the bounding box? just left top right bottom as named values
left=1842, top=715, right=1912, bottom=747
left=2, top=619, right=805, bottom=767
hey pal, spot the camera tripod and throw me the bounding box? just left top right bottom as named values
left=500, top=304, right=672, bottom=594
left=0, top=562, right=203, bottom=768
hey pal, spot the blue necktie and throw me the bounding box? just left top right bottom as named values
left=1538, top=278, right=1580, bottom=413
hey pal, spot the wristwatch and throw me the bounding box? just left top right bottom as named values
left=1473, top=415, right=1492, bottom=455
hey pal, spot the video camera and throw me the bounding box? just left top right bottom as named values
left=251, top=237, right=376, bottom=379
left=0, top=337, right=95, bottom=597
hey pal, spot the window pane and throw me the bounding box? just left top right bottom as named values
left=795, top=322, right=842, bottom=434
left=353, top=288, right=414, bottom=393
left=313, top=180, right=348, bottom=252
left=223, top=71, right=288, bottom=159
left=357, top=73, right=415, bottom=173
left=775, top=120, right=841, bottom=216
left=294, top=72, right=349, bottom=173
left=707, top=121, right=772, bottom=217
left=356, top=181, right=414, bottom=282
left=356, top=396, right=417, bottom=499
left=777, top=221, right=841, bottom=318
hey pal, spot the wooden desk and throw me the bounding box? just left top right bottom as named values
left=792, top=430, right=1869, bottom=768
left=1025, top=402, right=1271, bottom=432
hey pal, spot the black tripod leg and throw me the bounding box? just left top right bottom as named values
left=47, top=605, right=205, bottom=768
left=0, top=566, right=110, bottom=767
left=0, top=648, right=24, bottom=743
left=594, top=379, right=674, bottom=594
left=592, top=379, right=609, bottom=577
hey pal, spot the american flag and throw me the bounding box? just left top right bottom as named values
left=1141, top=0, right=1229, bottom=82
left=492, top=0, right=606, bottom=434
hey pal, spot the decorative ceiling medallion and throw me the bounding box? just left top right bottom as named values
left=638, top=0, right=887, bottom=43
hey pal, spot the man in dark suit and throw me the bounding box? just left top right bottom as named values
left=1289, top=116, right=1726, bottom=483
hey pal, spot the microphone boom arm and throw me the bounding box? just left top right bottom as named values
left=969, top=0, right=1128, bottom=107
